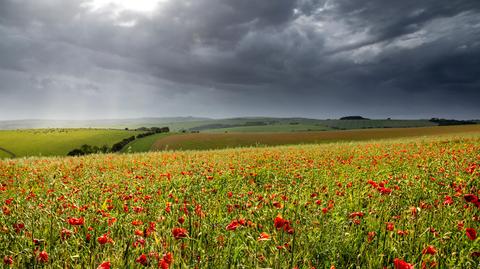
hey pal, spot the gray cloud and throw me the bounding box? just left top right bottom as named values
left=0, top=0, right=479, bottom=120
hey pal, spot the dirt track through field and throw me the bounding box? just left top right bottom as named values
left=152, top=125, right=480, bottom=151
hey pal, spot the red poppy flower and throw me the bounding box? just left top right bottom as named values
left=135, top=254, right=148, bottom=266
left=97, top=261, right=111, bottom=269
left=466, top=228, right=477, bottom=240
left=159, top=252, right=173, bottom=269
left=172, top=227, right=188, bottom=239
left=38, top=251, right=49, bottom=263
left=60, top=228, right=73, bottom=240
left=132, top=220, right=143, bottom=226
left=274, top=216, right=287, bottom=229
left=349, top=212, right=365, bottom=218
left=257, top=232, right=270, bottom=241
left=393, top=258, right=414, bottom=269
left=443, top=196, right=453, bottom=205
left=367, top=231, right=376, bottom=242
left=3, top=256, right=13, bottom=265
left=464, top=194, right=478, bottom=203
left=97, top=233, right=114, bottom=245
left=67, top=217, right=84, bottom=226
left=422, top=245, right=437, bottom=255
left=226, top=220, right=240, bottom=231
left=386, top=222, right=394, bottom=231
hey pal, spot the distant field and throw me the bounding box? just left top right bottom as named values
left=0, top=129, right=141, bottom=158
left=320, top=119, right=436, bottom=130
left=205, top=123, right=330, bottom=133
left=121, top=133, right=170, bottom=153
left=186, top=118, right=438, bottom=132
left=152, top=125, right=480, bottom=151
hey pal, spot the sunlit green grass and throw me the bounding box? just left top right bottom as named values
left=0, top=129, right=141, bottom=157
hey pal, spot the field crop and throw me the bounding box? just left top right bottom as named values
left=152, top=125, right=480, bottom=151
left=0, top=135, right=479, bottom=268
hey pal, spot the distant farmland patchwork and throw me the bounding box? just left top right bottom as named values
left=151, top=125, right=480, bottom=151
left=0, top=122, right=479, bottom=158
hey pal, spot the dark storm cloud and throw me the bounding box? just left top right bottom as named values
left=0, top=0, right=479, bottom=119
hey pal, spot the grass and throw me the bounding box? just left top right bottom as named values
left=0, top=129, right=141, bottom=158
left=121, top=133, right=170, bottom=153
left=0, top=134, right=479, bottom=268
left=151, top=125, right=480, bottom=151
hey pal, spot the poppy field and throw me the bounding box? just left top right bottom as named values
left=0, top=135, right=479, bottom=268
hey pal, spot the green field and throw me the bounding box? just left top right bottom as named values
left=121, top=133, right=170, bottom=153
left=188, top=118, right=438, bottom=133
left=319, top=119, right=437, bottom=130
left=0, top=129, right=141, bottom=158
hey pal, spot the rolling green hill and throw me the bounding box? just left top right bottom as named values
left=0, top=117, right=448, bottom=132
left=121, top=133, right=170, bottom=153
left=0, top=129, right=141, bottom=158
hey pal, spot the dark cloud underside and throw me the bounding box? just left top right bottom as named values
left=0, top=0, right=479, bottom=120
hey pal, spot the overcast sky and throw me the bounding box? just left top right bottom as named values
left=0, top=0, right=479, bottom=120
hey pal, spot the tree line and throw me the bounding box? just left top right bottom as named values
left=67, top=127, right=169, bottom=156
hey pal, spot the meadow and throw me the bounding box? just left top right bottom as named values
left=0, top=134, right=478, bottom=268
left=0, top=129, right=141, bottom=158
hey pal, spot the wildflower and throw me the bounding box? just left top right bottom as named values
left=464, top=194, right=478, bottom=203
left=443, top=196, right=453, bottom=205
left=422, top=245, right=437, bottom=255
left=67, top=217, right=84, bottom=226
left=226, top=220, right=240, bottom=231
left=159, top=252, right=173, bottom=269
left=386, top=222, right=395, bottom=231
left=132, top=220, right=143, bottom=226
left=367, top=231, right=376, bottom=242
left=349, top=212, right=364, bottom=218
left=97, top=261, right=111, bottom=269
left=466, top=228, right=477, bottom=240
left=38, top=251, right=48, bottom=263
left=97, top=233, right=114, bottom=245
left=393, top=258, right=414, bottom=269
left=12, top=223, right=24, bottom=233
left=172, top=227, right=188, bottom=239
left=257, top=232, right=270, bottom=241
left=60, top=228, right=73, bottom=240
left=274, top=216, right=287, bottom=229
left=3, top=256, right=13, bottom=265
left=135, top=254, right=148, bottom=266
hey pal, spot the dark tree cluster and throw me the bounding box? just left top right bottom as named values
left=135, top=127, right=170, bottom=133
left=67, top=144, right=110, bottom=156
left=340, top=116, right=370, bottom=120
left=111, top=136, right=136, bottom=152
left=429, top=118, right=476, bottom=126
